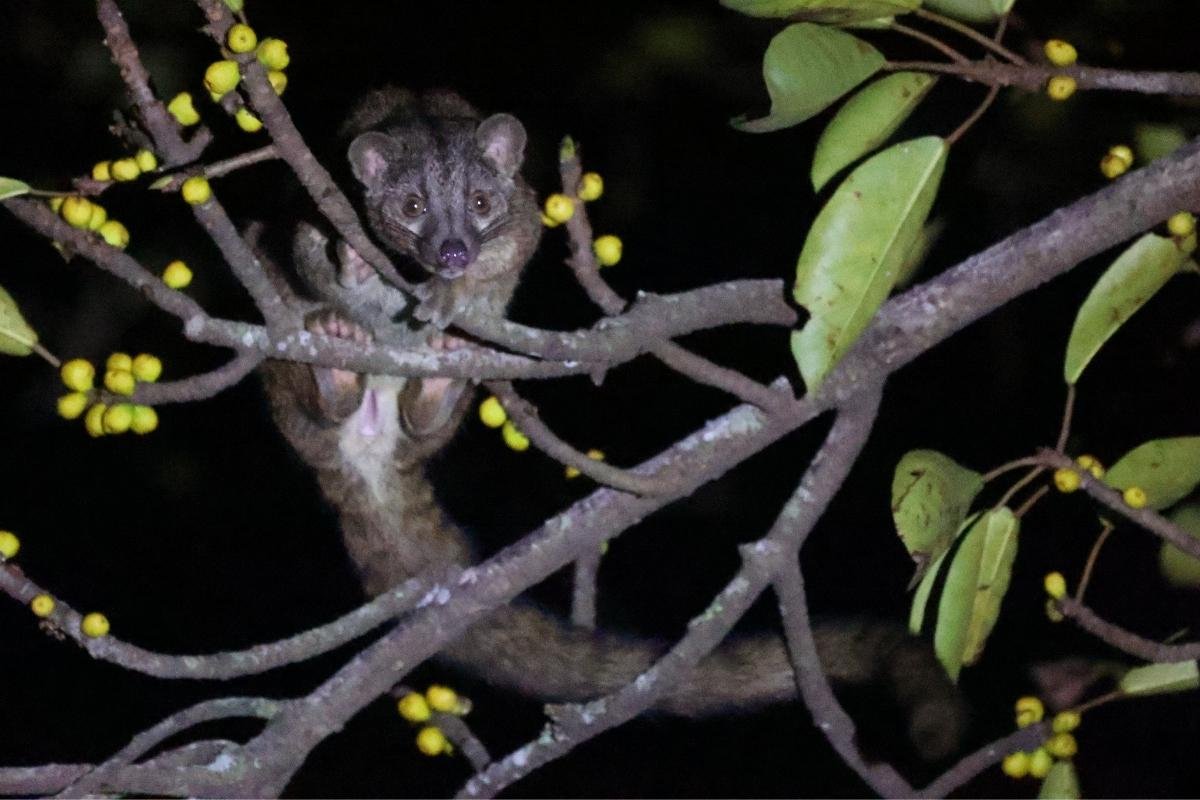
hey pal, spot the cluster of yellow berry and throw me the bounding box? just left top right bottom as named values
left=48, top=195, right=131, bottom=250
left=1053, top=455, right=1149, bottom=509
left=0, top=531, right=110, bottom=637
left=541, top=172, right=623, bottom=268
left=396, top=684, right=470, bottom=757
left=92, top=148, right=159, bottom=185
left=57, top=352, right=162, bottom=436
left=1043, top=39, right=1078, bottom=101
left=477, top=395, right=530, bottom=452
left=1099, top=144, right=1133, bottom=180
left=168, top=23, right=289, bottom=135
left=565, top=448, right=606, bottom=480
left=1002, top=696, right=1081, bottom=780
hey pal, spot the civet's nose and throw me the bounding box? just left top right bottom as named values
left=437, top=239, right=470, bottom=276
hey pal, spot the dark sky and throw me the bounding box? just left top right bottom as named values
left=2, top=1, right=1199, bottom=797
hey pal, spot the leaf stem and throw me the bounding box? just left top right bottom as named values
left=915, top=7, right=1027, bottom=65
left=889, top=21, right=969, bottom=64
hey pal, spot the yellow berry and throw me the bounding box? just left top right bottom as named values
left=102, top=403, right=134, bottom=434
left=1001, top=751, right=1031, bottom=779
left=478, top=396, right=507, bottom=428
left=226, top=23, right=258, bottom=54
left=60, top=196, right=95, bottom=228
left=577, top=171, right=604, bottom=201
left=1044, top=571, right=1067, bottom=600
left=1075, top=454, right=1104, bottom=479
left=1108, top=145, right=1134, bottom=167
left=162, top=260, right=193, bottom=289
left=57, top=392, right=90, bottom=420
left=501, top=420, right=530, bottom=452
left=1123, top=485, right=1148, bottom=509
left=85, top=403, right=108, bottom=437
left=425, top=684, right=459, bottom=713
left=130, top=405, right=159, bottom=435
left=1015, top=696, right=1045, bottom=728
left=1045, top=732, right=1078, bottom=759
left=80, top=612, right=110, bottom=638
left=256, top=38, right=291, bottom=70
left=1046, top=75, right=1077, bottom=101
left=1043, top=39, right=1078, bottom=67
left=181, top=176, right=212, bottom=205
left=204, top=60, right=241, bottom=97
left=135, top=149, right=158, bottom=173
left=1028, top=747, right=1053, bottom=779
left=168, top=92, right=200, bottom=126
left=0, top=530, right=19, bottom=559
left=235, top=107, right=263, bottom=133
left=543, top=193, right=575, bottom=224
left=415, top=726, right=450, bottom=756
left=397, top=692, right=432, bottom=723
left=1052, top=710, right=1081, bottom=734
left=566, top=448, right=606, bottom=479
left=1052, top=468, right=1080, bottom=493
left=131, top=354, right=162, bottom=383
left=1100, top=153, right=1128, bottom=180
left=1045, top=596, right=1064, bottom=623
left=91, top=161, right=112, bottom=181
left=30, top=594, right=55, bottom=618
left=593, top=234, right=623, bottom=267
left=97, top=220, right=130, bottom=249
left=109, top=158, right=141, bottom=182
left=107, top=352, right=132, bottom=372
left=49, top=197, right=64, bottom=213
left=61, top=359, right=96, bottom=392
left=86, top=203, right=108, bottom=232
left=1168, top=211, right=1196, bottom=238
left=540, top=212, right=560, bottom=228
left=267, top=70, right=288, bottom=95
left=104, top=369, right=136, bottom=397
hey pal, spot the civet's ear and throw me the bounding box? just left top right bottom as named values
left=348, top=132, right=399, bottom=188
left=476, top=113, right=527, bottom=178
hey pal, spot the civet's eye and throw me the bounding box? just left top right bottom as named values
left=402, top=194, right=426, bottom=218
left=469, top=191, right=491, bottom=215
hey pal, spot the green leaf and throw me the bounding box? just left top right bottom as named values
left=1038, top=760, right=1081, bottom=800
left=894, top=217, right=944, bottom=289
left=732, top=24, right=884, bottom=133
left=921, top=0, right=1013, bottom=22
left=1063, top=233, right=1184, bottom=385
left=812, top=72, right=937, bottom=191
left=223, top=0, right=244, bottom=11
left=0, top=177, right=32, bottom=200
left=1104, top=437, right=1200, bottom=510
left=791, top=136, right=947, bottom=390
left=962, top=506, right=1018, bottom=665
left=0, top=284, right=38, bottom=356
left=1134, top=122, right=1187, bottom=164
left=1158, top=504, right=1200, bottom=589
left=719, top=0, right=920, bottom=24
left=1119, top=660, right=1199, bottom=697
left=912, top=508, right=1018, bottom=680
left=891, top=449, right=983, bottom=574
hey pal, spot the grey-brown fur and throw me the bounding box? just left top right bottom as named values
left=262, top=90, right=966, bottom=763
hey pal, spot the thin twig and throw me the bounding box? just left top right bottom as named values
left=1075, top=520, right=1114, bottom=601
left=890, top=21, right=969, bottom=64
left=1056, top=383, right=1076, bottom=452
left=995, top=465, right=1045, bottom=509
left=132, top=349, right=263, bottom=405
left=915, top=7, right=1027, bottom=65
left=152, top=145, right=280, bottom=192
left=1056, top=596, right=1200, bottom=662
left=947, top=83, right=1000, bottom=145
left=570, top=548, right=601, bottom=630
left=485, top=380, right=677, bottom=495
left=1013, top=483, right=1049, bottom=518
left=982, top=456, right=1041, bottom=483
left=884, top=60, right=1200, bottom=95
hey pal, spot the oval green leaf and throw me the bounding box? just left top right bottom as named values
left=922, top=0, right=1013, bottom=22
left=931, top=510, right=987, bottom=681
left=1038, top=761, right=1081, bottom=800
left=0, top=177, right=32, bottom=200
left=1158, top=504, right=1200, bottom=589
left=720, top=0, right=920, bottom=23
left=962, top=506, right=1018, bottom=665
left=812, top=72, right=937, bottom=191
left=1064, top=233, right=1184, bottom=385
left=1119, top=660, right=1200, bottom=697
left=891, top=449, right=983, bottom=574
left=0, top=284, right=38, bottom=356
left=1104, top=436, right=1200, bottom=510
left=732, top=23, right=885, bottom=133
left=791, top=136, right=947, bottom=391
left=1134, top=122, right=1187, bottom=165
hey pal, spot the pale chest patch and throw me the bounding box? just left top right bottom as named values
left=337, top=374, right=406, bottom=503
